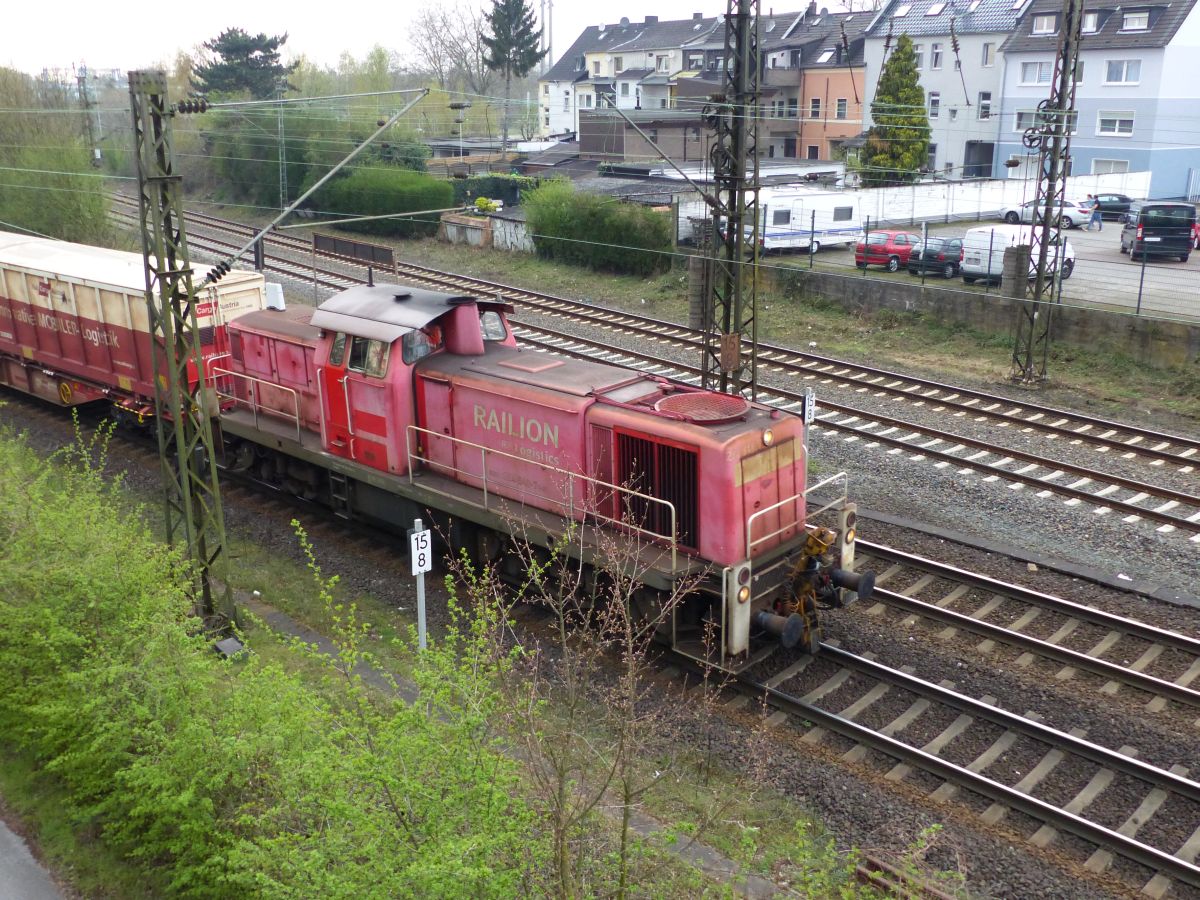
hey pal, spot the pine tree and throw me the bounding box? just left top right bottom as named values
left=860, top=33, right=930, bottom=186
left=192, top=28, right=296, bottom=100
left=481, top=0, right=546, bottom=154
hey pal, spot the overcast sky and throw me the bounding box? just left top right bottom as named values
left=5, top=0, right=744, bottom=79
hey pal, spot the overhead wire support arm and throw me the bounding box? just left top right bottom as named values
left=206, top=89, right=430, bottom=283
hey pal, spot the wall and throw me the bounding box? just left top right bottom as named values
left=776, top=267, right=1200, bottom=367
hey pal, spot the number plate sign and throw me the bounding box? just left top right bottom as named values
left=410, top=529, right=432, bottom=575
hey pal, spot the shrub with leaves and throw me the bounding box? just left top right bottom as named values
left=523, top=179, right=672, bottom=276
left=309, top=168, right=453, bottom=237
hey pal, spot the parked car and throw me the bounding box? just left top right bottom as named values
left=1192, top=219, right=1200, bottom=250
left=998, top=198, right=1088, bottom=229
left=1119, top=201, right=1196, bottom=262
left=960, top=224, right=1075, bottom=285
left=1088, top=192, right=1133, bottom=220
left=906, top=236, right=964, bottom=278
left=855, top=230, right=921, bottom=272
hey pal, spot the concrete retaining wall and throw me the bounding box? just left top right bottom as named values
left=776, top=269, right=1200, bottom=369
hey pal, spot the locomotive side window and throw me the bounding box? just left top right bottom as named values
left=330, top=332, right=347, bottom=366
left=480, top=310, right=507, bottom=341
left=346, top=337, right=391, bottom=377
left=402, top=326, right=443, bottom=363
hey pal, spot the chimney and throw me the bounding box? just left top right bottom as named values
left=645, top=15, right=659, bottom=24
left=693, top=11, right=703, bottom=19
left=807, top=0, right=818, bottom=18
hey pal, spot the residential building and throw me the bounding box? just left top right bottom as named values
left=998, top=0, right=1200, bottom=198
left=863, top=0, right=1024, bottom=177
left=537, top=14, right=721, bottom=137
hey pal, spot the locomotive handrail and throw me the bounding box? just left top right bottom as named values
left=745, top=471, right=849, bottom=559
left=404, top=425, right=679, bottom=573
left=211, top=367, right=302, bottom=442
left=204, top=352, right=232, bottom=383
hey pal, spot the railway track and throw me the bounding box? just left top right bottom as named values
left=110, top=197, right=1200, bottom=474
left=711, top=640, right=1200, bottom=899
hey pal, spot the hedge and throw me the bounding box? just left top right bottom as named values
left=310, top=168, right=454, bottom=238
left=450, top=174, right=537, bottom=208
left=522, top=180, right=672, bottom=277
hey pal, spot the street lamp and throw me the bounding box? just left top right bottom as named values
left=449, top=100, right=472, bottom=160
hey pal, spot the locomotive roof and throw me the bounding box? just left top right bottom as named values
left=311, top=284, right=482, bottom=341
left=0, top=230, right=260, bottom=292
left=423, top=344, right=647, bottom=397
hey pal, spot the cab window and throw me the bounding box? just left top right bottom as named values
left=346, top=337, right=390, bottom=377
left=329, top=332, right=347, bottom=366
left=480, top=310, right=508, bottom=342
left=402, top=326, right=444, bottom=364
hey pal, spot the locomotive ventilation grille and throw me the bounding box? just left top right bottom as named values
left=616, top=434, right=698, bottom=549
left=654, top=392, right=749, bottom=424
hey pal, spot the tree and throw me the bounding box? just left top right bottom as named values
left=481, top=0, right=546, bottom=153
left=859, top=33, right=930, bottom=187
left=191, top=28, right=296, bottom=99
left=410, top=5, right=496, bottom=96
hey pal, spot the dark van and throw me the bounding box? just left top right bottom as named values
left=1120, top=201, right=1197, bottom=262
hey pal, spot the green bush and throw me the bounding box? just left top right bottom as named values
left=310, top=168, right=453, bottom=238
left=523, top=180, right=672, bottom=277
left=0, top=425, right=539, bottom=897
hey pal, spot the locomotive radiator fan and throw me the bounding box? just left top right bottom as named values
left=755, top=527, right=876, bottom=654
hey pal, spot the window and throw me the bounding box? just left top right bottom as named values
left=810, top=97, right=821, bottom=118
left=926, top=145, right=937, bottom=171
left=836, top=98, right=848, bottom=119
left=656, top=54, right=670, bottom=72
left=592, top=61, right=601, bottom=75
left=543, top=84, right=549, bottom=95
left=480, top=311, right=508, bottom=342
left=787, top=98, right=798, bottom=117
left=833, top=206, right=853, bottom=221
left=688, top=52, right=704, bottom=69
left=978, top=91, right=992, bottom=119
left=1016, top=108, right=1078, bottom=132
left=401, top=330, right=441, bottom=365
left=968, top=0, right=982, bottom=10
left=614, top=56, right=623, bottom=72
left=807, top=145, right=820, bottom=160
left=894, top=3, right=912, bottom=15
left=931, top=42, right=943, bottom=69
left=913, top=44, right=924, bottom=69
left=981, top=42, right=995, bottom=66
left=929, top=91, right=940, bottom=118
left=349, top=337, right=391, bottom=376
left=1032, top=13, right=1057, bottom=33
left=581, top=94, right=592, bottom=108
left=563, top=91, right=570, bottom=112
left=1082, top=11, right=1099, bottom=32
left=1121, top=10, right=1149, bottom=30
left=816, top=48, right=835, bottom=63
left=659, top=98, right=667, bottom=108
left=1092, top=158, right=1130, bottom=175
left=772, top=209, right=791, bottom=225
left=1021, top=60, right=1053, bottom=84
left=1073, top=59, right=1084, bottom=82
left=927, top=1, right=946, bottom=13
left=648, top=128, right=658, bottom=142
left=620, top=82, right=629, bottom=96
left=544, top=115, right=549, bottom=126
left=1105, top=59, right=1141, bottom=83
left=1098, top=110, right=1134, bottom=135
left=330, top=332, right=347, bottom=366
left=949, top=108, right=958, bottom=121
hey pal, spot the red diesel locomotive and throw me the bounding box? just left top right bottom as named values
left=0, top=231, right=871, bottom=667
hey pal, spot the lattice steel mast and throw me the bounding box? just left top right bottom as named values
left=1011, top=0, right=1083, bottom=383
left=702, top=0, right=761, bottom=399
left=129, top=70, right=230, bottom=621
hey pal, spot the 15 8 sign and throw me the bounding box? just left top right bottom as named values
left=410, top=528, right=432, bottom=576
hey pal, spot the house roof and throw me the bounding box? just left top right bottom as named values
left=616, top=67, right=654, bottom=79
left=1002, top=0, right=1198, bottom=52
left=541, top=15, right=722, bottom=82
left=865, top=0, right=1027, bottom=38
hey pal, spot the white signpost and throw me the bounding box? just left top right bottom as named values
left=410, top=518, right=432, bottom=650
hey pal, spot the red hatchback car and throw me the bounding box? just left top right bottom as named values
left=855, top=230, right=922, bottom=272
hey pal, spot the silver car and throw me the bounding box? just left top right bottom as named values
left=998, top=199, right=1087, bottom=229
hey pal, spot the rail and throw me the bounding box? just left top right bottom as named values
left=405, top=425, right=679, bottom=573
left=211, top=367, right=303, bottom=442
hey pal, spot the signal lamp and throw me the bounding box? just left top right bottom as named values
left=737, top=586, right=751, bottom=604
left=762, top=428, right=774, bottom=446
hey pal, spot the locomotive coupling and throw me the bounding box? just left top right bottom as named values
left=755, top=611, right=810, bottom=651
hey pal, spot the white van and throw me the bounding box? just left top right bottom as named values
left=960, top=224, right=1076, bottom=285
